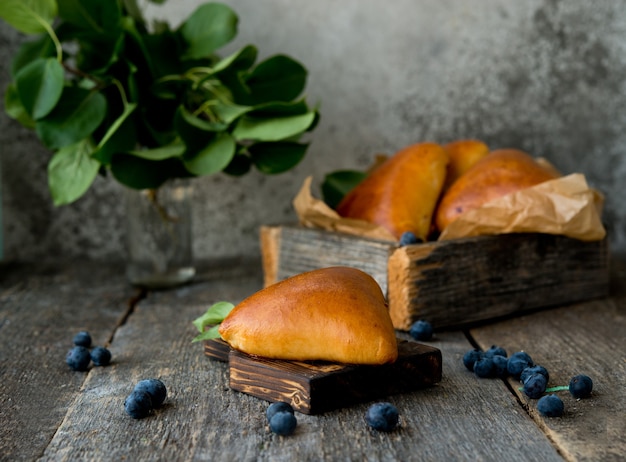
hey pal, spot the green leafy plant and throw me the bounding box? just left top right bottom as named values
left=192, top=301, right=234, bottom=342
left=1, top=0, right=319, bottom=205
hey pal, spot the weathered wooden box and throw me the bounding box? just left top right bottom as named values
left=260, top=224, right=610, bottom=330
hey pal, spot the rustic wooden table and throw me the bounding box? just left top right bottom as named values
left=1, top=256, right=624, bottom=461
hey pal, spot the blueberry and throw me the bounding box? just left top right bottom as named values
left=474, top=357, right=495, bottom=378
left=90, top=347, right=112, bottom=366
left=507, top=351, right=534, bottom=379
left=73, top=331, right=92, bottom=348
left=462, top=349, right=484, bottom=371
left=399, top=231, right=419, bottom=246
left=124, top=390, right=153, bottom=419
left=484, top=345, right=507, bottom=358
left=66, top=346, right=91, bottom=371
left=134, top=379, right=167, bottom=408
left=523, top=373, right=547, bottom=399
left=366, top=402, right=400, bottom=432
left=266, top=402, right=294, bottom=422
left=520, top=365, right=549, bottom=385
left=569, top=374, right=593, bottom=399
left=409, top=320, right=433, bottom=341
left=491, top=355, right=509, bottom=378
left=269, top=411, right=297, bottom=436
left=537, top=394, right=564, bottom=417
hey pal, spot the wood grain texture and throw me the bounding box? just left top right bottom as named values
left=388, top=233, right=610, bottom=330
left=0, top=261, right=134, bottom=461
left=227, top=340, right=442, bottom=414
left=469, top=263, right=626, bottom=462
left=262, top=224, right=392, bottom=292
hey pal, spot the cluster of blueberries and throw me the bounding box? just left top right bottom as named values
left=65, top=331, right=112, bottom=371
left=266, top=402, right=297, bottom=435
left=124, top=379, right=168, bottom=419
left=463, top=345, right=593, bottom=417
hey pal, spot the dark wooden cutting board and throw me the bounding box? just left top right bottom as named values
left=205, top=338, right=442, bottom=414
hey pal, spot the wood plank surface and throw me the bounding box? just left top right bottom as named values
left=469, top=258, right=626, bottom=462
left=0, top=261, right=135, bottom=461
left=35, top=269, right=564, bottom=461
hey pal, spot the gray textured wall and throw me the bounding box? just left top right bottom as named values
left=1, top=0, right=625, bottom=263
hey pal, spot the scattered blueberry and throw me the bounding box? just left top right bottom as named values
left=409, top=320, right=433, bottom=341
left=90, top=347, right=112, bottom=366
left=523, top=373, right=547, bottom=399
left=269, top=411, right=297, bottom=436
left=124, top=390, right=153, bottom=419
left=134, top=379, right=167, bottom=408
left=399, top=231, right=419, bottom=246
left=507, top=351, right=534, bottom=379
left=569, top=374, right=593, bottom=399
left=463, top=349, right=484, bottom=371
left=491, top=355, right=509, bottom=378
left=267, top=402, right=294, bottom=422
left=537, top=394, right=564, bottom=417
left=366, top=402, right=400, bottom=432
left=66, top=346, right=91, bottom=371
left=474, top=357, right=495, bottom=378
left=484, top=345, right=507, bottom=358
left=520, top=365, right=549, bottom=385
left=73, top=331, right=92, bottom=348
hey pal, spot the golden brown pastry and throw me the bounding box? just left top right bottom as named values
left=219, top=267, right=398, bottom=365
left=442, top=139, right=490, bottom=190
left=435, top=149, right=560, bottom=231
left=335, top=142, right=449, bottom=241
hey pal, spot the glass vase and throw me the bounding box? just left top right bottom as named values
left=125, top=179, right=195, bottom=289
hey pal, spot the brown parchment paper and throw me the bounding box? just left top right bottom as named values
left=293, top=173, right=606, bottom=242
left=438, top=173, right=606, bottom=241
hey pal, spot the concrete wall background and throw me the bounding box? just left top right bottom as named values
left=1, top=0, right=625, bottom=263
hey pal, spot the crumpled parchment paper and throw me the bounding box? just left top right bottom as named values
left=292, top=173, right=606, bottom=242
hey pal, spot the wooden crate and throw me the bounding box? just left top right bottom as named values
left=260, top=224, right=610, bottom=330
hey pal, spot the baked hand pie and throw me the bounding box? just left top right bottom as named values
left=219, top=267, right=398, bottom=365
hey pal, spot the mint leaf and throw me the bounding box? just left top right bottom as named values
left=192, top=301, right=235, bottom=333
left=0, top=0, right=57, bottom=35
left=192, top=325, right=222, bottom=343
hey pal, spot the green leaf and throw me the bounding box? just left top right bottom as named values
left=223, top=153, right=252, bottom=176
left=191, top=325, right=222, bottom=342
left=92, top=115, right=136, bottom=165
left=48, top=139, right=100, bottom=206
left=249, top=142, right=309, bottom=174
left=4, top=83, right=36, bottom=128
left=211, top=101, right=251, bottom=125
left=10, top=34, right=56, bottom=78
left=212, top=44, right=257, bottom=74
left=183, top=133, right=236, bottom=176
left=0, top=0, right=57, bottom=34
left=97, top=103, right=137, bottom=149
left=36, top=87, right=107, bottom=149
left=248, top=99, right=309, bottom=118
left=245, top=55, right=307, bottom=104
left=110, top=155, right=184, bottom=190
left=15, top=57, right=64, bottom=120
left=175, top=105, right=228, bottom=154
left=233, top=111, right=316, bottom=142
left=321, top=170, right=368, bottom=209
left=57, top=0, right=121, bottom=34
left=128, top=141, right=185, bottom=161
left=192, top=301, right=235, bottom=332
left=179, top=3, right=238, bottom=59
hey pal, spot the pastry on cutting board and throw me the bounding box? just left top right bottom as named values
left=219, top=266, right=398, bottom=365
